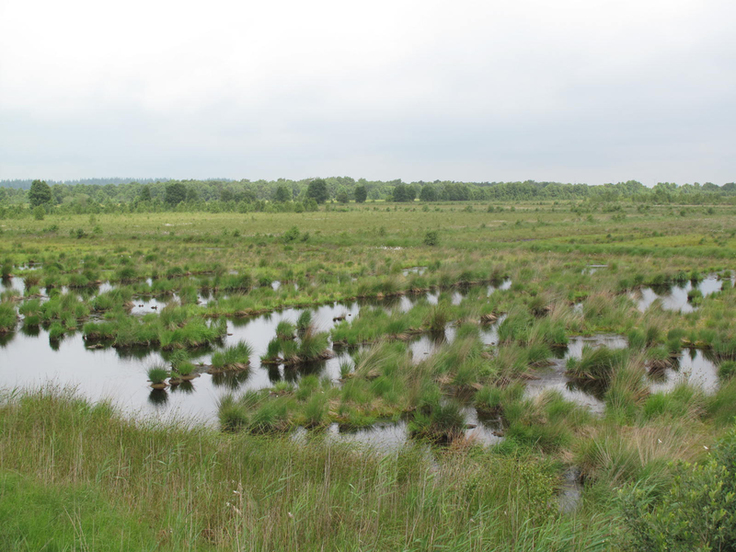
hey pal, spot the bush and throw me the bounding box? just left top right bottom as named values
left=618, top=427, right=736, bottom=551
left=283, top=226, right=300, bottom=243
left=423, top=230, right=439, bottom=246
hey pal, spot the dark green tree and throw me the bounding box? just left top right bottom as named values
left=28, top=180, right=52, bottom=207
left=273, top=185, right=291, bottom=203
left=220, top=188, right=235, bottom=202
left=336, top=187, right=349, bottom=204
left=420, top=185, right=438, bottom=202
left=164, top=182, right=187, bottom=206
left=392, top=183, right=416, bottom=202
left=307, top=179, right=329, bottom=204
left=354, top=185, right=367, bottom=203
left=139, top=185, right=152, bottom=202
left=186, top=187, right=199, bottom=203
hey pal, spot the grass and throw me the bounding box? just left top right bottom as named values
left=4, top=201, right=736, bottom=548
left=2, top=388, right=623, bottom=551
left=566, top=346, right=629, bottom=383
left=147, top=365, right=169, bottom=385
left=210, top=341, right=252, bottom=370
left=0, top=301, right=18, bottom=333
left=0, top=470, right=165, bottom=551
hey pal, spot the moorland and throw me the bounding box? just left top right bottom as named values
left=2, top=180, right=736, bottom=551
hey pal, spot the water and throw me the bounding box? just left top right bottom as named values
left=0, top=293, right=363, bottom=423
left=488, top=278, right=513, bottom=294
left=525, top=334, right=628, bottom=413
left=1, top=279, right=507, bottom=428
left=634, top=276, right=722, bottom=313
left=649, top=348, right=719, bottom=394
left=582, top=264, right=607, bottom=275
left=402, top=267, right=427, bottom=276
left=528, top=338, right=720, bottom=413
left=558, top=467, right=583, bottom=513
left=319, top=408, right=504, bottom=451
left=0, top=275, right=602, bottom=450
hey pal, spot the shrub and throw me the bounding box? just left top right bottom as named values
left=423, top=230, right=439, bottom=246
left=618, top=427, right=736, bottom=551
left=283, top=226, right=300, bottom=243
left=0, top=302, right=18, bottom=333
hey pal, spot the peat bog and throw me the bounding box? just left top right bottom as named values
left=3, top=199, right=736, bottom=550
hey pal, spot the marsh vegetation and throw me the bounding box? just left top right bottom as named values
left=2, top=195, right=736, bottom=550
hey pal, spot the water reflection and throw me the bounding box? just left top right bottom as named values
left=649, top=348, right=719, bottom=394
left=634, top=276, right=722, bottom=313
left=1, top=279, right=507, bottom=429
left=525, top=335, right=628, bottom=413
left=148, top=388, right=169, bottom=406
left=210, top=370, right=250, bottom=390
left=171, top=380, right=195, bottom=394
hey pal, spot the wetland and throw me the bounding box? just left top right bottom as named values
left=3, top=196, right=736, bottom=550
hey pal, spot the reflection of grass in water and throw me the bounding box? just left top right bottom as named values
left=211, top=370, right=250, bottom=390
left=171, top=380, right=195, bottom=394
left=147, top=388, right=168, bottom=406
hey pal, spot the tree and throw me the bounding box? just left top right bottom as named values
left=336, top=187, right=349, bottom=204
left=139, top=185, right=152, bottom=202
left=273, top=185, right=291, bottom=203
left=354, top=185, right=367, bottom=203
left=307, top=179, right=329, bottom=204
left=420, top=185, right=437, bottom=202
left=164, top=182, right=187, bottom=206
left=392, top=183, right=416, bottom=202
left=28, top=180, right=52, bottom=207
left=186, top=187, right=199, bottom=203
left=220, top=188, right=235, bottom=202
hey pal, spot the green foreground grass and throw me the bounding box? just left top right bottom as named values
left=0, top=389, right=617, bottom=552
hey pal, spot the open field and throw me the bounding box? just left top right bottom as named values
left=2, top=200, right=736, bottom=550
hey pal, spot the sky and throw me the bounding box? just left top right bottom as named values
left=1, top=0, right=734, bottom=185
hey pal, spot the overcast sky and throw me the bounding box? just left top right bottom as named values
left=1, top=0, right=734, bottom=185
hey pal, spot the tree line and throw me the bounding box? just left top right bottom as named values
left=2, top=177, right=736, bottom=217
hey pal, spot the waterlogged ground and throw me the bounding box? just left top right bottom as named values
left=1, top=272, right=726, bottom=454
left=0, top=276, right=515, bottom=442
left=633, top=275, right=724, bottom=313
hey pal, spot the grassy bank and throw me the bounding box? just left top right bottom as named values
left=0, top=388, right=618, bottom=551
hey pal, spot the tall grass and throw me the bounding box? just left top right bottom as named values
left=0, top=388, right=616, bottom=551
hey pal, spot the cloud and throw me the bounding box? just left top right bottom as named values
left=1, top=0, right=735, bottom=183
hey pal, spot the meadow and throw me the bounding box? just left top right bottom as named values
left=2, top=199, right=736, bottom=550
